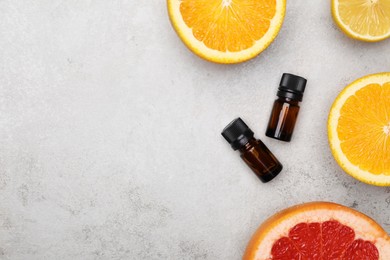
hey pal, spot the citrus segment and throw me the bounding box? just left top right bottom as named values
left=243, top=202, right=390, bottom=260
left=343, top=239, right=380, bottom=259
left=328, top=73, right=390, bottom=186
left=332, top=0, right=390, bottom=42
left=322, top=221, right=355, bottom=258
left=289, top=222, right=321, bottom=259
left=167, top=0, right=286, bottom=63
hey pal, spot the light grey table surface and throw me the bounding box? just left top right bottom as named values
left=1, top=0, right=389, bottom=259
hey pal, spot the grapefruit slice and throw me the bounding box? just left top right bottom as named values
left=244, top=202, right=390, bottom=260
left=167, top=0, right=286, bottom=63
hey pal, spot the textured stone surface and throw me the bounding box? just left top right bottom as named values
left=0, top=0, right=389, bottom=259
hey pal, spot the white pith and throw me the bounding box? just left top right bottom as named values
left=222, top=0, right=232, bottom=8
left=384, top=123, right=390, bottom=135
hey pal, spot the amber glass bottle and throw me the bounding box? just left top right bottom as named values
left=266, top=73, right=307, bottom=142
left=222, top=118, right=283, bottom=183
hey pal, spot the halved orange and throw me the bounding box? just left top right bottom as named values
left=328, top=73, right=390, bottom=186
left=332, top=0, right=390, bottom=42
left=244, top=202, right=390, bottom=259
left=167, top=0, right=286, bottom=63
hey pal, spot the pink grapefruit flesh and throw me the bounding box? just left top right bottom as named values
left=243, top=202, right=390, bottom=260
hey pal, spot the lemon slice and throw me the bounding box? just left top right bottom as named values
left=332, top=0, right=390, bottom=42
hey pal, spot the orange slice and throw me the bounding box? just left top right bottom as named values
left=167, top=0, right=286, bottom=63
left=328, top=72, right=390, bottom=186
left=244, top=202, right=390, bottom=259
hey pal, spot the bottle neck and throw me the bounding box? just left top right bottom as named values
left=238, top=138, right=257, bottom=153
left=276, top=96, right=300, bottom=105
left=277, top=89, right=303, bottom=102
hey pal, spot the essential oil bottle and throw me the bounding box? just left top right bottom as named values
left=222, top=118, right=283, bottom=183
left=266, top=73, right=307, bottom=142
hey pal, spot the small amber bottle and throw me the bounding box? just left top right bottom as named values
left=222, top=118, right=283, bottom=183
left=266, top=73, right=307, bottom=142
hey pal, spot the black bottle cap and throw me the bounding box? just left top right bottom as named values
left=221, top=118, right=254, bottom=150
left=277, top=73, right=307, bottom=101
